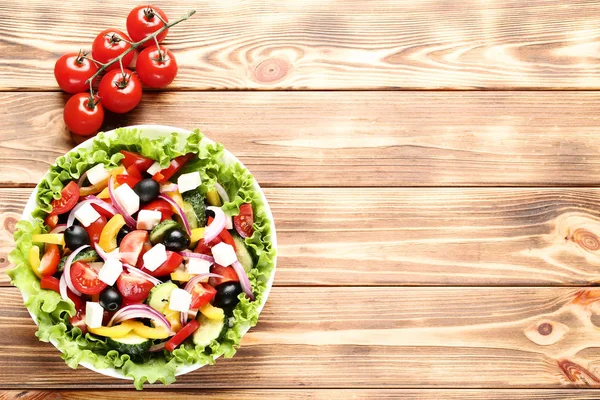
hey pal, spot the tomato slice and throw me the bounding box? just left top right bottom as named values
left=70, top=261, right=107, bottom=295
left=116, top=271, right=154, bottom=302
left=209, top=264, right=239, bottom=287
left=116, top=174, right=142, bottom=188
left=34, top=244, right=60, bottom=278
left=136, top=240, right=153, bottom=268
left=146, top=251, right=183, bottom=277
left=194, top=240, right=212, bottom=255
left=85, top=214, right=107, bottom=245
left=141, top=199, right=174, bottom=221
left=69, top=310, right=87, bottom=334
left=50, top=181, right=80, bottom=215
left=219, top=229, right=236, bottom=250
left=40, top=275, right=60, bottom=292
left=190, top=282, right=216, bottom=309
left=157, top=153, right=194, bottom=182
left=45, top=214, right=59, bottom=230
left=126, top=164, right=142, bottom=181
left=165, top=319, right=199, bottom=352
left=120, top=150, right=154, bottom=172
left=119, top=230, right=149, bottom=265
left=233, top=203, right=254, bottom=238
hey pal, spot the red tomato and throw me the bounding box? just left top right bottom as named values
left=126, top=5, right=169, bottom=47
left=70, top=261, right=107, bottom=295
left=40, top=275, right=61, bottom=292
left=50, top=181, right=80, bottom=215
left=117, top=271, right=154, bottom=302
left=63, top=93, right=104, bottom=136
left=91, top=29, right=135, bottom=71
left=136, top=46, right=178, bottom=88
left=45, top=214, right=59, bottom=230
left=165, top=319, right=199, bottom=352
left=120, top=150, right=155, bottom=172
left=68, top=290, right=85, bottom=312
left=219, top=229, right=236, bottom=250
left=121, top=297, right=144, bottom=307
left=54, top=52, right=99, bottom=93
left=116, top=174, right=141, bottom=188
left=136, top=240, right=153, bottom=268
left=209, top=264, right=239, bottom=287
left=85, top=215, right=107, bottom=245
left=69, top=310, right=87, bottom=334
left=98, top=69, right=142, bottom=114
left=141, top=199, right=174, bottom=221
left=146, top=251, right=183, bottom=277
left=158, top=154, right=194, bottom=182
left=119, top=230, right=149, bottom=265
left=194, top=240, right=212, bottom=255
left=126, top=164, right=142, bottom=181
left=234, top=203, right=254, bottom=238
left=190, top=282, right=216, bottom=309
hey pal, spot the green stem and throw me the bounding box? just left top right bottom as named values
left=85, top=9, right=196, bottom=84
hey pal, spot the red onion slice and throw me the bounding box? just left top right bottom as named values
left=214, top=182, right=230, bottom=203
left=160, top=183, right=178, bottom=193
left=108, top=176, right=136, bottom=228
left=108, top=304, right=173, bottom=334
left=179, top=308, right=199, bottom=326
left=179, top=251, right=215, bottom=263
left=83, top=195, right=119, bottom=216
left=183, top=273, right=223, bottom=292
left=63, top=245, right=89, bottom=296
left=123, top=264, right=162, bottom=286
left=204, top=206, right=226, bottom=243
left=77, top=170, right=89, bottom=187
left=50, top=224, right=67, bottom=234
left=231, top=260, right=254, bottom=301
left=149, top=341, right=166, bottom=352
left=59, top=273, right=69, bottom=301
left=93, top=242, right=109, bottom=261
left=158, top=194, right=191, bottom=235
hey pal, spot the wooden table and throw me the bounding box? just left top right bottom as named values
left=2, top=0, right=600, bottom=398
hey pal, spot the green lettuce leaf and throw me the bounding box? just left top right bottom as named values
left=8, top=128, right=276, bottom=389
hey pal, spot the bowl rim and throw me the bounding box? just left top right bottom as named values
left=18, top=124, right=277, bottom=380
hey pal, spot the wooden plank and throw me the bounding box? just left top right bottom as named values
left=3, top=91, right=600, bottom=187
left=2, top=0, right=600, bottom=90
left=6, top=389, right=600, bottom=400
left=4, top=187, right=600, bottom=286
left=2, top=286, right=600, bottom=388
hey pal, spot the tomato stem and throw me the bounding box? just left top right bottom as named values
left=86, top=9, right=196, bottom=85
left=152, top=36, right=167, bottom=62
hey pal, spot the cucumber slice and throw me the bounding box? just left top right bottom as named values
left=181, top=201, right=199, bottom=230
left=147, top=281, right=178, bottom=314
left=232, top=235, right=254, bottom=272
left=149, top=220, right=180, bottom=245
left=57, top=248, right=99, bottom=272
left=107, top=333, right=151, bottom=356
left=182, top=191, right=207, bottom=227
left=192, top=312, right=226, bottom=348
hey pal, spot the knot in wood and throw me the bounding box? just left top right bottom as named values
left=254, top=58, right=288, bottom=83
left=2, top=214, right=17, bottom=234
left=571, top=228, right=600, bottom=251
left=538, top=322, right=552, bottom=336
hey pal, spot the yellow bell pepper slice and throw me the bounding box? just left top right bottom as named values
left=164, top=309, right=182, bottom=333
left=88, top=321, right=135, bottom=338
left=29, top=246, right=41, bottom=277
left=165, top=191, right=184, bottom=210
left=170, top=269, right=193, bottom=282
left=99, top=214, right=126, bottom=252
left=200, top=303, right=225, bottom=321
left=206, top=189, right=222, bottom=207
left=126, top=320, right=171, bottom=339
left=97, top=187, right=110, bottom=199
left=32, top=234, right=65, bottom=246
left=190, top=228, right=205, bottom=243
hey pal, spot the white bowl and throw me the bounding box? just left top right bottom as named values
left=19, top=125, right=277, bottom=380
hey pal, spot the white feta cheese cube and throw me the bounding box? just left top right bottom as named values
left=74, top=202, right=101, bottom=227
left=225, top=216, right=233, bottom=230
left=146, top=161, right=162, bottom=176
left=186, top=257, right=212, bottom=275
left=168, top=288, right=192, bottom=313
left=107, top=248, right=120, bottom=259
left=211, top=242, right=237, bottom=267
left=85, top=302, right=104, bottom=328
left=177, top=172, right=202, bottom=193
left=98, top=258, right=123, bottom=286
left=86, top=163, right=110, bottom=185
left=136, top=209, right=162, bottom=230
left=142, top=243, right=168, bottom=272
left=114, top=183, right=140, bottom=216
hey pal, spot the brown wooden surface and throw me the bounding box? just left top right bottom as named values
left=2, top=0, right=600, bottom=397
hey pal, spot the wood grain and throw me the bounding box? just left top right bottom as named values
left=6, top=389, right=600, bottom=400
left=3, top=91, right=600, bottom=187
left=2, top=0, right=600, bottom=90
left=3, top=286, right=600, bottom=388
left=5, top=187, right=600, bottom=286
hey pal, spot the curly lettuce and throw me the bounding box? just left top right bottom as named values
left=7, top=128, right=276, bottom=389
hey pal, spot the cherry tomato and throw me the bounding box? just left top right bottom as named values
left=209, top=264, right=239, bottom=287
left=140, top=199, right=174, bottom=221
left=146, top=251, right=183, bottom=277
left=190, top=282, right=216, bottom=309
left=165, top=319, right=199, bottom=352
left=64, top=93, right=104, bottom=136
left=40, top=275, right=61, bottom=292
left=234, top=203, right=254, bottom=238
left=158, top=153, right=194, bottom=182
left=45, top=214, right=59, bottom=230
left=116, top=271, right=154, bottom=302
left=119, top=230, right=149, bottom=265
left=120, top=150, right=155, bottom=172
left=116, top=174, right=141, bottom=188
left=126, top=5, right=169, bottom=47
left=91, top=29, right=135, bottom=71
left=70, top=261, right=107, bottom=295
left=98, top=69, right=142, bottom=114
left=50, top=181, right=80, bottom=215
left=54, top=52, right=99, bottom=93
left=32, top=244, right=60, bottom=278
left=85, top=214, right=107, bottom=245
left=136, top=46, right=178, bottom=88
